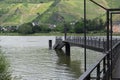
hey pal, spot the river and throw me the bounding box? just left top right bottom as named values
left=0, top=36, right=103, bottom=80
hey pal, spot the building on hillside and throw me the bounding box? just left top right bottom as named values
left=48, top=24, right=56, bottom=29
left=32, top=22, right=39, bottom=26
left=112, top=21, right=120, bottom=33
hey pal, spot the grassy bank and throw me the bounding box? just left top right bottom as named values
left=0, top=32, right=64, bottom=36
left=0, top=51, right=11, bottom=80
left=0, top=32, right=120, bottom=36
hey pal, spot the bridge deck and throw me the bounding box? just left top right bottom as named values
left=54, top=36, right=120, bottom=79
left=54, top=36, right=120, bottom=52
left=64, top=40, right=104, bottom=52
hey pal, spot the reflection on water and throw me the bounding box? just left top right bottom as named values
left=0, top=36, right=104, bottom=80
left=55, top=50, right=82, bottom=79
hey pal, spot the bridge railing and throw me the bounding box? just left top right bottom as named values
left=66, top=36, right=106, bottom=49
left=79, top=53, right=108, bottom=80
left=66, top=36, right=120, bottom=49
left=78, top=41, right=120, bottom=80
left=54, top=36, right=120, bottom=51
left=55, top=36, right=63, bottom=44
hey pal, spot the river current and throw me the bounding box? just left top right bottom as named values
left=0, top=36, right=103, bottom=80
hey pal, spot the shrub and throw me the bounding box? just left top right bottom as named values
left=32, top=24, right=51, bottom=33
left=32, top=25, right=42, bottom=33
left=40, top=25, right=51, bottom=33
left=74, top=21, right=84, bottom=33
left=18, top=23, right=33, bottom=34
left=0, top=51, right=11, bottom=80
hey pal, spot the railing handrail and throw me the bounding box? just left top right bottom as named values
left=78, top=54, right=106, bottom=80
left=78, top=41, right=120, bottom=80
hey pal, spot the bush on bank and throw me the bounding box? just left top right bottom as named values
left=0, top=51, right=11, bottom=80
left=18, top=23, right=51, bottom=34
left=18, top=23, right=33, bottom=34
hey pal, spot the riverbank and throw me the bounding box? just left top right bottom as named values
left=0, top=51, right=11, bottom=80
left=0, top=32, right=120, bottom=36
left=0, top=32, right=64, bottom=36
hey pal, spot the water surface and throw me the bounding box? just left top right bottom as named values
left=0, top=36, right=103, bottom=80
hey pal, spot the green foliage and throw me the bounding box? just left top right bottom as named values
left=32, top=25, right=42, bottom=33
left=1, top=0, right=54, bottom=3
left=18, top=22, right=51, bottom=34
left=0, top=1, right=53, bottom=26
left=73, top=18, right=105, bottom=33
left=0, top=8, right=8, bottom=15
left=53, top=22, right=73, bottom=33
left=0, top=0, right=119, bottom=26
left=33, top=24, right=51, bottom=33
left=106, top=0, right=120, bottom=8
left=40, top=25, right=51, bottom=33
left=74, top=21, right=84, bottom=33
left=62, top=22, right=73, bottom=33
left=18, top=23, right=33, bottom=34
left=86, top=19, right=105, bottom=31
left=53, top=25, right=62, bottom=32
left=0, top=51, right=11, bottom=80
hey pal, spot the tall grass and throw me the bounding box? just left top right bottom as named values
left=0, top=51, right=11, bottom=80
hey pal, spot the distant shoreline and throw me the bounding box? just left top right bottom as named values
left=0, top=32, right=119, bottom=36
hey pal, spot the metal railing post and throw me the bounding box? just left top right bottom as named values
left=97, top=63, right=100, bottom=80
left=84, top=0, right=87, bottom=71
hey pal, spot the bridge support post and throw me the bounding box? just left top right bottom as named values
left=65, top=42, right=70, bottom=56
left=49, top=40, right=52, bottom=49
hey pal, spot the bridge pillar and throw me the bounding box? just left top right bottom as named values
left=49, top=40, right=52, bottom=49
left=65, top=42, right=70, bottom=56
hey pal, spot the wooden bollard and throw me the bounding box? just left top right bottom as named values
left=49, top=40, right=52, bottom=49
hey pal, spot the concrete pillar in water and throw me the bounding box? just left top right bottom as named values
left=65, top=42, right=70, bottom=56
left=49, top=40, right=52, bottom=49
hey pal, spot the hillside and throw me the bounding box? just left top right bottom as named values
left=0, top=0, right=120, bottom=26
left=32, top=0, right=120, bottom=25
left=0, top=1, right=53, bottom=26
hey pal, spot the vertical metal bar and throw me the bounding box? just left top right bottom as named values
left=106, top=10, right=110, bottom=51
left=97, top=63, right=100, bottom=80
left=103, top=38, right=106, bottom=51
left=110, top=13, right=113, bottom=79
left=116, top=38, right=117, bottom=43
left=84, top=0, right=87, bottom=71
left=95, top=39, right=96, bottom=47
left=103, top=57, right=106, bottom=74
left=106, top=11, right=110, bottom=80
left=99, top=39, right=100, bottom=48
left=64, top=22, right=67, bottom=40
left=107, top=53, right=110, bottom=80
left=86, top=74, right=90, bottom=80
left=80, top=37, right=81, bottom=44
left=91, top=38, right=92, bottom=46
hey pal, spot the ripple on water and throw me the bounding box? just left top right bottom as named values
left=0, top=36, right=104, bottom=80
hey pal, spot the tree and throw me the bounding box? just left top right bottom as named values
left=40, top=24, right=51, bottom=33
left=32, top=25, right=42, bottom=33
left=74, top=21, right=84, bottom=33
left=18, top=23, right=33, bottom=34
left=60, top=22, right=73, bottom=33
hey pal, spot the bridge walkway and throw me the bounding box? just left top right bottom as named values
left=53, top=36, right=120, bottom=80
left=54, top=36, right=120, bottom=52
